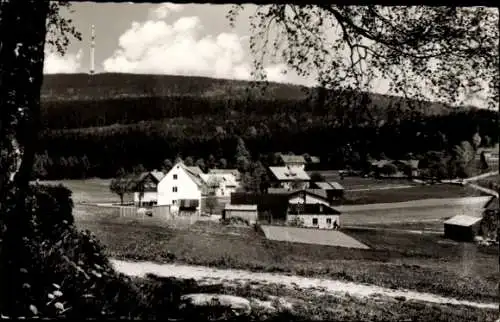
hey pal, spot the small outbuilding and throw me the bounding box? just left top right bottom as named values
left=444, top=215, right=482, bottom=242
left=222, top=204, right=258, bottom=225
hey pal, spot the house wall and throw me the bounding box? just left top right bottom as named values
left=225, top=210, right=258, bottom=225
left=157, top=164, right=202, bottom=210
left=133, top=191, right=158, bottom=205
left=213, top=184, right=238, bottom=198
left=444, top=223, right=480, bottom=242
left=289, top=194, right=330, bottom=205
left=288, top=214, right=340, bottom=229
left=279, top=181, right=309, bottom=190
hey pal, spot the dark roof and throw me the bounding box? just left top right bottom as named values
left=314, top=181, right=344, bottom=190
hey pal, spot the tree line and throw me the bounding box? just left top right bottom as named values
left=32, top=102, right=497, bottom=181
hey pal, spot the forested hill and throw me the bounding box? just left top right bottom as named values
left=41, top=73, right=459, bottom=129
left=35, top=73, right=495, bottom=180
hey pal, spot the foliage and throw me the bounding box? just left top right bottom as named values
left=229, top=5, right=499, bottom=109
left=109, top=177, right=133, bottom=205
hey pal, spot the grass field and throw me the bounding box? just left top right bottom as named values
left=308, top=171, right=418, bottom=190
left=343, top=184, right=487, bottom=205
left=76, top=213, right=498, bottom=303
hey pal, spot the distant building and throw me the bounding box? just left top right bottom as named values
left=208, top=168, right=241, bottom=182
left=201, top=172, right=240, bottom=198
left=476, top=144, right=499, bottom=170
left=369, top=159, right=419, bottom=178
left=268, top=166, right=310, bottom=190
left=279, top=154, right=307, bottom=170
left=131, top=170, right=165, bottom=206
left=288, top=203, right=341, bottom=229
left=444, top=215, right=482, bottom=242
left=309, top=181, right=345, bottom=200
left=222, top=204, right=258, bottom=225
left=157, top=162, right=206, bottom=214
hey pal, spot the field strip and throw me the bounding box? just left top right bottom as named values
left=111, top=259, right=496, bottom=310
left=346, top=185, right=415, bottom=192
left=337, top=196, right=491, bottom=212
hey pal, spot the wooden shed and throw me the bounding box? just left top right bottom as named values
left=223, top=204, right=258, bottom=225
left=444, top=215, right=482, bottom=242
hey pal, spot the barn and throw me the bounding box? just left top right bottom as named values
left=444, top=215, right=482, bottom=242
left=222, top=204, right=258, bottom=225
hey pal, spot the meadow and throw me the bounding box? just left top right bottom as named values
left=76, top=211, right=498, bottom=303
left=51, top=178, right=498, bottom=304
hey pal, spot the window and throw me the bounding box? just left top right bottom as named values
left=172, top=186, right=178, bottom=192
left=172, top=200, right=177, bottom=205
left=326, top=218, right=332, bottom=225
left=173, top=174, right=178, bottom=180
left=312, top=218, right=318, bottom=226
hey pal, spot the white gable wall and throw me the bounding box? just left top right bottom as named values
left=289, top=194, right=330, bottom=206
left=157, top=163, right=202, bottom=208
left=287, top=214, right=340, bottom=229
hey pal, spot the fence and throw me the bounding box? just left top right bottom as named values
left=117, top=204, right=202, bottom=228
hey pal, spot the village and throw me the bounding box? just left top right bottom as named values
left=103, top=148, right=499, bottom=246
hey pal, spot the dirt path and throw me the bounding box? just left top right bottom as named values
left=111, top=259, right=496, bottom=310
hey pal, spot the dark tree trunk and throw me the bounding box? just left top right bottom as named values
left=0, top=0, right=50, bottom=315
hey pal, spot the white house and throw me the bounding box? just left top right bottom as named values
left=157, top=162, right=207, bottom=213
left=132, top=170, right=165, bottom=206
left=268, top=189, right=341, bottom=229
left=202, top=172, right=240, bottom=198
left=279, top=154, right=307, bottom=170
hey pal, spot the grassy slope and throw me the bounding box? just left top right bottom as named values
left=78, top=216, right=498, bottom=303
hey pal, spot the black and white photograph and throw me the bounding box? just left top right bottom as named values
left=0, top=1, right=498, bottom=320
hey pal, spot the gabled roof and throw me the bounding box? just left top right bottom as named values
left=150, top=170, right=165, bottom=182
left=444, top=215, right=482, bottom=227
left=268, top=166, right=310, bottom=181
left=484, top=196, right=499, bottom=211
left=268, top=188, right=331, bottom=203
left=314, top=181, right=344, bottom=190
left=280, top=154, right=306, bottom=164
left=396, top=160, right=420, bottom=169
left=174, top=162, right=206, bottom=189
left=204, top=173, right=239, bottom=188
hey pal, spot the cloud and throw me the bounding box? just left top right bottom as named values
left=44, top=49, right=83, bottom=74
left=102, top=15, right=307, bottom=85
left=148, top=3, right=184, bottom=20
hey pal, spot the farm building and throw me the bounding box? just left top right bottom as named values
left=444, top=215, right=482, bottom=242
left=208, top=168, right=241, bottom=182
left=157, top=162, right=207, bottom=214
left=370, top=159, right=419, bottom=178
left=287, top=203, right=342, bottom=229
left=231, top=192, right=289, bottom=223
left=309, top=181, right=345, bottom=200
left=279, top=154, right=307, bottom=170
left=222, top=204, right=258, bottom=225
left=201, top=172, right=239, bottom=198
left=268, top=166, right=310, bottom=190
left=131, top=170, right=165, bottom=206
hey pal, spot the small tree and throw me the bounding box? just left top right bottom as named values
left=162, top=159, right=173, bottom=172
left=109, top=177, right=131, bottom=205
left=380, top=163, right=398, bottom=176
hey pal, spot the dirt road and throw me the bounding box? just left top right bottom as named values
left=111, top=259, right=496, bottom=310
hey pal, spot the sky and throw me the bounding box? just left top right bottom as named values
left=43, top=2, right=491, bottom=108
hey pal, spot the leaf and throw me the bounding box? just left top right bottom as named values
left=29, top=305, right=38, bottom=316
left=53, top=290, right=63, bottom=297
left=52, top=283, right=60, bottom=289
left=54, top=302, right=64, bottom=310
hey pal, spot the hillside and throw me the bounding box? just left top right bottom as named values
left=40, top=73, right=460, bottom=129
